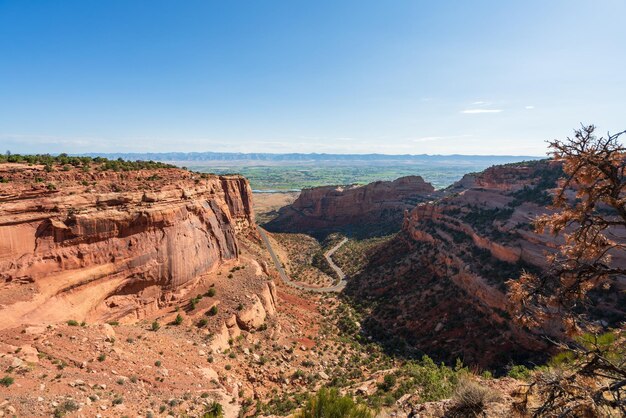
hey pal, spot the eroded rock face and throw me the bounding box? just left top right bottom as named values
left=265, top=176, right=438, bottom=238
left=346, top=160, right=624, bottom=368
left=0, top=164, right=255, bottom=328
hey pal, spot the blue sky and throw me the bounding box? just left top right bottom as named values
left=1, top=0, right=624, bottom=156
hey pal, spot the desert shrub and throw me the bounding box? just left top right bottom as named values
left=53, top=400, right=79, bottom=417
left=400, top=355, right=462, bottom=402
left=197, top=318, right=208, bottom=328
left=449, top=378, right=501, bottom=416
left=0, top=376, right=14, bottom=387
left=97, top=353, right=106, bottom=362
left=377, top=374, right=397, bottom=392
left=151, top=320, right=160, bottom=331
left=173, top=314, right=183, bottom=325
left=67, top=319, right=79, bottom=326
left=207, top=306, right=218, bottom=316
left=295, top=388, right=373, bottom=418
left=507, top=364, right=532, bottom=380
left=202, top=401, right=224, bottom=418
left=205, top=288, right=216, bottom=297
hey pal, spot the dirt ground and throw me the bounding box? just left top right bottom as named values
left=252, top=192, right=299, bottom=224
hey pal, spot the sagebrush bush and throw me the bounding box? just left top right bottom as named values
left=449, top=378, right=501, bottom=416
left=53, top=400, right=78, bottom=417
left=202, top=401, right=224, bottom=418
left=295, top=388, right=373, bottom=418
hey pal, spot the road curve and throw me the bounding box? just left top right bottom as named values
left=257, top=226, right=348, bottom=293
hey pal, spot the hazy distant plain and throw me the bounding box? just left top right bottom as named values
left=187, top=162, right=528, bottom=191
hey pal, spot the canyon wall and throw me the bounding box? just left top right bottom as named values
left=0, top=163, right=256, bottom=327
left=345, top=160, right=617, bottom=368
left=265, top=175, right=438, bottom=238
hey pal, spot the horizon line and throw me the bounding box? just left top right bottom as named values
left=74, top=151, right=546, bottom=158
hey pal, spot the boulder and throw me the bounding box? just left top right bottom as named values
left=236, top=295, right=266, bottom=331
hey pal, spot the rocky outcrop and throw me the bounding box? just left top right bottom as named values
left=208, top=281, right=277, bottom=352
left=0, top=163, right=256, bottom=328
left=264, top=176, right=438, bottom=238
left=235, top=282, right=277, bottom=331
left=236, top=294, right=267, bottom=331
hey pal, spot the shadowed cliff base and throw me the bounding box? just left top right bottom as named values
left=342, top=232, right=550, bottom=372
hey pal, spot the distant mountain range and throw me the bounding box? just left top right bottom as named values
left=81, top=152, right=543, bottom=166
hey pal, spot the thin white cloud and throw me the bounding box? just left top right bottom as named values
left=525, top=105, right=535, bottom=109
left=472, top=101, right=489, bottom=105
left=412, top=134, right=473, bottom=142
left=461, top=109, right=503, bottom=114
left=413, top=136, right=444, bottom=142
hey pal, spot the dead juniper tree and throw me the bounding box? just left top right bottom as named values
left=507, top=125, right=626, bottom=417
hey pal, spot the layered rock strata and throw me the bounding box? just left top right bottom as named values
left=265, top=175, right=438, bottom=238
left=0, top=163, right=255, bottom=327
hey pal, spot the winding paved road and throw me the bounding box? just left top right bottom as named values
left=257, top=226, right=348, bottom=293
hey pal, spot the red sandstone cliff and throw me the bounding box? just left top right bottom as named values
left=345, top=160, right=625, bottom=368
left=0, top=163, right=256, bottom=328
left=265, top=175, right=438, bottom=238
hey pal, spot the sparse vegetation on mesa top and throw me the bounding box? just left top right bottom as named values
left=0, top=152, right=175, bottom=171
